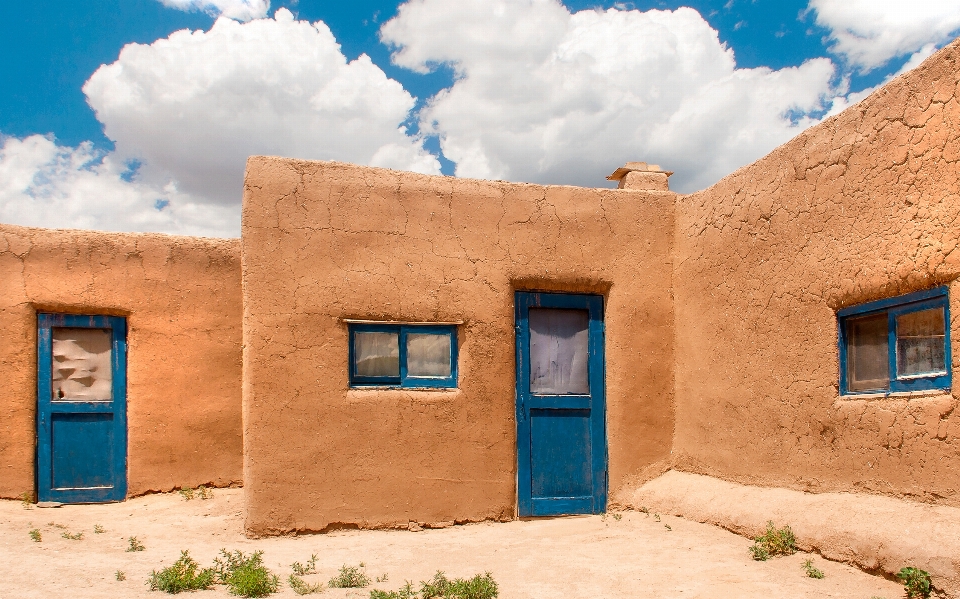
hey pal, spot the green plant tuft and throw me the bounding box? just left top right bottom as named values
left=19, top=491, right=34, bottom=509
left=147, top=550, right=216, bottom=594
left=29, top=528, right=42, bottom=542
left=61, top=531, right=84, bottom=540
left=329, top=564, right=371, bottom=588
left=370, top=582, right=417, bottom=599
left=288, top=574, right=324, bottom=595
left=369, top=572, right=498, bottom=599
left=94, top=524, right=105, bottom=534
left=291, top=554, right=318, bottom=576
left=749, top=521, right=796, bottom=561
left=897, top=566, right=932, bottom=599
left=420, top=571, right=498, bottom=599
left=128, top=536, right=146, bottom=552
left=802, top=559, right=824, bottom=579
left=214, top=549, right=279, bottom=597
left=116, top=570, right=127, bottom=581
left=612, top=513, right=622, bottom=521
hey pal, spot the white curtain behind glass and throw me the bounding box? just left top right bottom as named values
left=529, top=308, right=589, bottom=394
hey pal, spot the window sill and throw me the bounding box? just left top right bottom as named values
left=347, top=387, right=462, bottom=400
left=838, top=388, right=952, bottom=401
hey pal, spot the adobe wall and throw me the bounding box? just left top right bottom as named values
left=241, top=158, right=676, bottom=534
left=0, top=224, right=243, bottom=498
left=673, top=40, right=960, bottom=505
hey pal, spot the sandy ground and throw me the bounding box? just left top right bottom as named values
left=0, top=489, right=903, bottom=599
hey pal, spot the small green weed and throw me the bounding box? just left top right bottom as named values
left=749, top=521, right=796, bottom=561
left=370, top=582, right=417, bottom=599
left=291, top=554, right=318, bottom=576
left=639, top=506, right=650, bottom=516
left=329, top=564, right=371, bottom=588
left=19, top=491, right=34, bottom=509
left=802, top=559, right=824, bottom=579
left=612, top=513, right=622, bottom=521
left=369, top=572, right=498, bottom=599
left=179, top=486, right=214, bottom=501
left=29, top=528, right=42, bottom=542
left=147, top=550, right=216, bottom=593
left=61, top=531, right=84, bottom=540
left=214, top=549, right=279, bottom=597
left=897, top=566, right=932, bottom=599
left=288, top=574, right=324, bottom=595
left=94, top=524, right=105, bottom=534
left=127, top=536, right=146, bottom=552
left=419, top=571, right=499, bottom=599
left=376, top=574, right=390, bottom=583
left=49, top=522, right=66, bottom=529
left=116, top=570, right=127, bottom=581
left=654, top=513, right=661, bottom=522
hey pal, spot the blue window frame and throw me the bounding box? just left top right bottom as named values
left=348, top=323, right=458, bottom=388
left=838, top=286, right=951, bottom=395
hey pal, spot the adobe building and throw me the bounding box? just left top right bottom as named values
left=2, top=29, right=960, bottom=596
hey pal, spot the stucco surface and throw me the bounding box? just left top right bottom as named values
left=241, top=159, right=676, bottom=535
left=673, top=39, right=960, bottom=504
left=0, top=224, right=243, bottom=498
left=625, top=471, right=960, bottom=598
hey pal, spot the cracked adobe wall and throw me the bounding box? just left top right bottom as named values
left=0, top=224, right=243, bottom=498
left=241, top=159, right=675, bottom=534
left=673, top=39, right=960, bottom=505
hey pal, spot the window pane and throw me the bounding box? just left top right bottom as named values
left=847, top=314, right=889, bottom=392
left=354, top=332, right=399, bottom=377
left=897, top=307, right=947, bottom=377
left=529, top=308, right=590, bottom=395
left=407, top=333, right=452, bottom=377
left=52, top=328, right=112, bottom=401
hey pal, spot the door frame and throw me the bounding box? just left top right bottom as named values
left=37, top=313, right=128, bottom=503
left=514, top=291, right=607, bottom=517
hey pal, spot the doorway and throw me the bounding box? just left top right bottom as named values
left=515, top=292, right=606, bottom=516
left=37, top=313, right=127, bottom=503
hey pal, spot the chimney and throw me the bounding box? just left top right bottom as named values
left=606, top=162, right=673, bottom=191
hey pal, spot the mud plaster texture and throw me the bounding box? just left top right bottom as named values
left=671, top=38, right=960, bottom=506
left=241, top=158, right=676, bottom=535
left=625, top=471, right=960, bottom=598
left=0, top=224, right=243, bottom=498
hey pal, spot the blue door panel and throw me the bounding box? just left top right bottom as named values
left=51, top=413, right=115, bottom=489
left=37, top=313, right=127, bottom=503
left=530, top=408, right=592, bottom=498
left=516, top=292, right=607, bottom=517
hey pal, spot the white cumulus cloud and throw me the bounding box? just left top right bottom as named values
left=82, top=8, right=439, bottom=206
left=0, top=134, right=238, bottom=237
left=809, top=0, right=960, bottom=71
left=381, top=0, right=836, bottom=193
left=158, top=0, right=270, bottom=22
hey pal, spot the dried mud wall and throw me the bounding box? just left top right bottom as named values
left=0, top=224, right=243, bottom=498
left=241, top=159, right=675, bottom=534
left=673, top=40, right=960, bottom=505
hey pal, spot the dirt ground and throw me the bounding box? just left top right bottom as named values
left=0, top=489, right=903, bottom=599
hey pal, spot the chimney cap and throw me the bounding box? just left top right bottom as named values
left=606, top=161, right=673, bottom=181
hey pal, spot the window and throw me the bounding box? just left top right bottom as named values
left=349, top=323, right=457, bottom=388
left=838, top=286, right=951, bottom=395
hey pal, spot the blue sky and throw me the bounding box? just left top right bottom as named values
left=2, top=0, right=959, bottom=236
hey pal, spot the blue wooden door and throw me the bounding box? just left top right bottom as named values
left=515, top=292, right=606, bottom=517
left=37, top=314, right=127, bottom=503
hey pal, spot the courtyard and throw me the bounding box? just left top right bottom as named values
left=0, top=489, right=903, bottom=598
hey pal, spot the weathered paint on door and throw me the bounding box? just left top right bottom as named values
left=515, top=292, right=607, bottom=517
left=37, top=314, right=127, bottom=503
